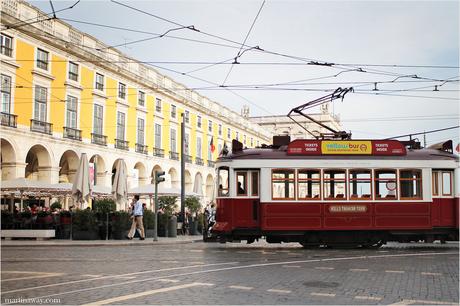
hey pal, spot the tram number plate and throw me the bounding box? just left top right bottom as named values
left=329, top=205, right=367, bottom=213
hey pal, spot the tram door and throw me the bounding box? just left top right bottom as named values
left=234, top=170, right=260, bottom=229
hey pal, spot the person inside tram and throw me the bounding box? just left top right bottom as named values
left=237, top=182, right=245, bottom=195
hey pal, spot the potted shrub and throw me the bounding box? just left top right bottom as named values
left=93, top=199, right=116, bottom=240
left=50, top=202, right=62, bottom=211
left=158, top=196, right=178, bottom=237
left=1, top=211, right=13, bottom=229
left=20, top=211, right=32, bottom=228
left=72, top=209, right=98, bottom=240
left=185, top=196, right=201, bottom=235
left=111, top=211, right=131, bottom=240
left=36, top=210, right=53, bottom=228
left=143, top=210, right=155, bottom=238
left=58, top=211, right=72, bottom=239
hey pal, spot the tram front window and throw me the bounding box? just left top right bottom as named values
left=217, top=167, right=229, bottom=197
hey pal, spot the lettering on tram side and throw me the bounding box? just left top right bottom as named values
left=329, top=205, right=368, bottom=213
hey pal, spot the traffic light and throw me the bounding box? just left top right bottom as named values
left=155, top=171, right=165, bottom=184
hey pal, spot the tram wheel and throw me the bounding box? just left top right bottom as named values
left=362, top=240, right=384, bottom=249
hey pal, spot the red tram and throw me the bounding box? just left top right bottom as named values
left=211, top=137, right=459, bottom=247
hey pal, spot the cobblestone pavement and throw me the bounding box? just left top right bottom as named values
left=1, top=241, right=458, bottom=305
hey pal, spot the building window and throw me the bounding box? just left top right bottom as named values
left=154, top=123, right=161, bottom=148
left=324, top=169, right=346, bottom=199
left=66, top=95, right=78, bottom=128
left=298, top=169, right=321, bottom=200
left=116, top=112, right=126, bottom=140
left=227, top=128, right=231, bottom=139
left=118, top=82, right=126, bottom=99
left=170, top=128, right=177, bottom=152
left=243, top=135, right=246, bottom=144
left=93, top=104, right=103, bottom=135
left=375, top=169, right=397, bottom=200
left=34, top=85, right=47, bottom=121
left=196, top=137, right=202, bottom=158
left=400, top=169, right=422, bottom=200
left=208, top=120, right=212, bottom=132
left=442, top=172, right=452, bottom=196
left=171, top=104, right=176, bottom=118
left=218, top=124, right=222, bottom=136
left=272, top=169, right=295, bottom=200
left=250, top=138, right=253, bottom=147
left=137, top=118, right=145, bottom=145
left=208, top=140, right=212, bottom=161
left=0, top=34, right=13, bottom=57
left=68, top=62, right=79, bottom=81
left=349, top=169, right=372, bottom=200
left=185, top=110, right=190, bottom=123
left=155, top=98, right=162, bottom=112
left=36, top=48, right=49, bottom=70
left=1, top=74, right=12, bottom=113
left=138, top=91, right=145, bottom=107
left=197, top=115, right=202, bottom=128
left=236, top=132, right=239, bottom=141
left=184, top=133, right=190, bottom=155
left=236, top=172, right=247, bottom=196
left=95, top=73, right=104, bottom=91
left=257, top=140, right=260, bottom=147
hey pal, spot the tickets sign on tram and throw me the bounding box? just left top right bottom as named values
left=287, top=140, right=406, bottom=156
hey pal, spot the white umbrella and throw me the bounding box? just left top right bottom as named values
left=72, top=153, right=92, bottom=207
left=112, top=159, right=128, bottom=210
left=193, top=175, right=203, bottom=196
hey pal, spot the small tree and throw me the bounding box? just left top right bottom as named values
left=50, top=201, right=62, bottom=211
left=185, top=196, right=201, bottom=217
left=92, top=199, right=116, bottom=213
left=158, top=196, right=178, bottom=217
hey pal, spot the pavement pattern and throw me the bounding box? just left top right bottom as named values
left=1, top=240, right=458, bottom=305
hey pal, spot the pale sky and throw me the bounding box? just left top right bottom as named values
left=32, top=0, right=460, bottom=146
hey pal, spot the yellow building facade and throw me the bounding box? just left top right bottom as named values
left=0, top=0, right=271, bottom=204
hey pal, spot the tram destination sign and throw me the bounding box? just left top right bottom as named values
left=287, top=140, right=406, bottom=156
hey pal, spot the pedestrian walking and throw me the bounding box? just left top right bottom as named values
left=126, top=195, right=145, bottom=240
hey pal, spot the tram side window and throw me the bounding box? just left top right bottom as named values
left=375, top=169, right=397, bottom=199
left=349, top=169, right=372, bottom=200
left=298, top=169, right=321, bottom=200
left=251, top=171, right=259, bottom=196
left=442, top=172, right=452, bottom=196
left=217, top=167, right=229, bottom=197
left=272, top=169, right=295, bottom=200
left=432, top=172, right=439, bottom=196
left=400, top=169, right=422, bottom=199
left=236, top=172, right=247, bottom=196
left=323, top=169, right=346, bottom=200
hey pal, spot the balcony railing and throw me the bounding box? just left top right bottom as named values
left=115, top=139, right=129, bottom=151
left=30, top=119, right=52, bottom=135
left=135, top=143, right=148, bottom=154
left=152, top=147, right=164, bottom=158
left=91, top=133, right=107, bottom=146
left=185, top=154, right=192, bottom=164
left=207, top=160, right=216, bottom=168
left=195, top=157, right=204, bottom=166
left=169, top=151, right=179, bottom=160
left=0, top=112, right=17, bottom=128
left=63, top=127, right=82, bottom=141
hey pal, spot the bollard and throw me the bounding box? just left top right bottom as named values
left=168, top=215, right=177, bottom=238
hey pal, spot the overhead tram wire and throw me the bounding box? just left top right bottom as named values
left=385, top=126, right=460, bottom=140
left=221, top=0, right=266, bottom=86
left=1, top=0, right=80, bottom=31
left=108, top=1, right=450, bottom=84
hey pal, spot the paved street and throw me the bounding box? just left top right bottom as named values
left=1, top=241, right=458, bottom=305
